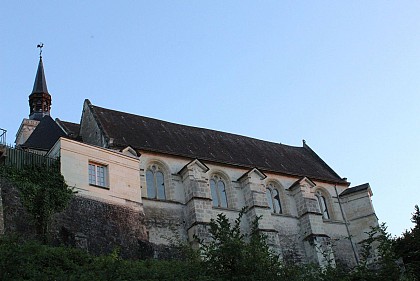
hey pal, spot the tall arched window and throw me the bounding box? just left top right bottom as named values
left=316, top=191, right=329, bottom=219
left=146, top=164, right=166, bottom=200
left=266, top=183, right=282, bottom=214
left=210, top=175, right=228, bottom=208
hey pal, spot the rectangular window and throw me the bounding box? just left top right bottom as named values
left=89, top=162, right=108, bottom=187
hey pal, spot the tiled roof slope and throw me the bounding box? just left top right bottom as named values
left=22, top=115, right=67, bottom=151
left=89, top=101, right=347, bottom=184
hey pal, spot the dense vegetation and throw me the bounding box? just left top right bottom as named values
left=0, top=164, right=418, bottom=280
left=1, top=208, right=419, bottom=281
left=394, top=205, right=420, bottom=279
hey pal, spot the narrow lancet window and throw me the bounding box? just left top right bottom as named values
left=146, top=165, right=166, bottom=200
left=210, top=175, right=228, bottom=208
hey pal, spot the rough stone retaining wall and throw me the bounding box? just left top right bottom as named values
left=0, top=177, right=181, bottom=259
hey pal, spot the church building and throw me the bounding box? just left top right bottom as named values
left=15, top=54, right=379, bottom=267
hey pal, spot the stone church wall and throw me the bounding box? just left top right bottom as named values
left=142, top=199, right=187, bottom=245
left=137, top=151, right=368, bottom=266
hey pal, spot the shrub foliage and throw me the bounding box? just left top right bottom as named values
left=0, top=163, right=74, bottom=242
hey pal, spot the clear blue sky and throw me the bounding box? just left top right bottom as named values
left=1, top=1, right=419, bottom=236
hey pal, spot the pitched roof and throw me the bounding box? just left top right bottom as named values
left=87, top=100, right=347, bottom=184
left=31, top=57, right=49, bottom=95
left=22, top=115, right=67, bottom=151
left=340, top=183, right=370, bottom=196
left=56, top=118, right=80, bottom=139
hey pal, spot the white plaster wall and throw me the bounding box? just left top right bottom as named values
left=56, top=138, right=141, bottom=206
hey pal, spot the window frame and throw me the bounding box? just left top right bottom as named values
left=210, top=175, right=228, bottom=208
left=316, top=191, right=330, bottom=220
left=266, top=183, right=283, bottom=214
left=88, top=161, right=108, bottom=189
left=145, top=164, right=166, bottom=200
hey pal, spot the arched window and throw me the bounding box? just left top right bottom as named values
left=266, top=183, right=282, bottom=214
left=210, top=175, right=228, bottom=208
left=316, top=191, right=330, bottom=219
left=146, top=164, right=166, bottom=200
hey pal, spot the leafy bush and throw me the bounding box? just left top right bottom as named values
left=198, top=209, right=281, bottom=280
left=0, top=236, right=207, bottom=281
left=394, top=205, right=420, bottom=279
left=0, top=163, right=74, bottom=242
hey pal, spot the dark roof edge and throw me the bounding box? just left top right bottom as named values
left=340, top=183, right=371, bottom=197
left=133, top=145, right=349, bottom=185
left=302, top=140, right=348, bottom=185
left=55, top=118, right=69, bottom=135
left=84, top=99, right=111, bottom=144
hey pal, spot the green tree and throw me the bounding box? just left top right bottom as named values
left=0, top=163, right=74, bottom=242
left=394, top=205, right=420, bottom=279
left=198, top=208, right=281, bottom=281
left=351, top=223, right=415, bottom=281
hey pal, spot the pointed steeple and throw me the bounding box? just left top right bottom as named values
left=29, top=50, right=52, bottom=121
left=32, top=57, right=49, bottom=95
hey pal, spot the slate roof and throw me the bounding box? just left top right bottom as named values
left=31, top=57, right=49, bottom=95
left=22, top=115, right=67, bottom=151
left=87, top=100, right=347, bottom=184
left=340, top=183, right=370, bottom=196
left=56, top=118, right=80, bottom=139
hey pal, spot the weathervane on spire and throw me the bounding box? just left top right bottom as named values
left=37, top=43, right=44, bottom=58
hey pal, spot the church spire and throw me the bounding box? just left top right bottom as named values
left=32, top=56, right=49, bottom=95
left=29, top=43, right=52, bottom=120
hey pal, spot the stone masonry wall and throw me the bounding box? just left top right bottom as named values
left=51, top=195, right=148, bottom=259
left=0, top=178, right=181, bottom=260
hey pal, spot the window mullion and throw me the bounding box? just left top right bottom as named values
left=96, top=165, right=99, bottom=185
left=153, top=172, right=157, bottom=199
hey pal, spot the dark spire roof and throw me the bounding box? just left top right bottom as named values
left=85, top=100, right=348, bottom=184
left=22, top=115, right=66, bottom=151
left=32, top=57, right=49, bottom=94
left=29, top=56, right=52, bottom=121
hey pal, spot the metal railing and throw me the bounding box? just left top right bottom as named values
left=0, top=128, right=6, bottom=146
left=1, top=145, right=58, bottom=171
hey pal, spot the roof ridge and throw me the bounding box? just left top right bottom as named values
left=91, top=103, right=301, bottom=149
